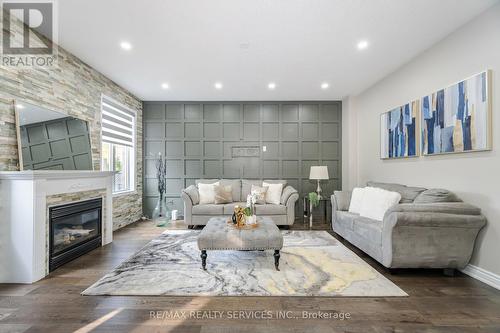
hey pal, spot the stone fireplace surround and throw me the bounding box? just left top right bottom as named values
left=0, top=170, right=115, bottom=283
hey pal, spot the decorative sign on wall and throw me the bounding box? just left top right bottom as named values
left=380, top=101, right=419, bottom=159
left=231, top=146, right=260, bottom=158
left=421, top=71, right=492, bottom=155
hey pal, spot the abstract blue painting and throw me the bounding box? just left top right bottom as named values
left=421, top=71, right=491, bottom=155
left=380, top=101, right=418, bottom=159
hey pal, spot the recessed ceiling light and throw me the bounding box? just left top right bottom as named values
left=357, top=40, right=369, bottom=50
left=321, top=82, right=329, bottom=89
left=161, top=83, right=169, bottom=90
left=214, top=82, right=223, bottom=90
left=16, top=104, right=24, bottom=109
left=120, top=41, right=132, bottom=50
left=268, top=82, right=276, bottom=90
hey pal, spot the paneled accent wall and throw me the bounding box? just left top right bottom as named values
left=143, top=102, right=342, bottom=217
left=0, top=17, right=143, bottom=230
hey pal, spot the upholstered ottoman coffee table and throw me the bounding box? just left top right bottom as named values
left=197, top=216, right=283, bottom=271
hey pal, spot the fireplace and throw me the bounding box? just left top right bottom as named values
left=49, top=198, right=102, bottom=271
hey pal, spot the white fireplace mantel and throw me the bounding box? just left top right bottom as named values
left=0, top=170, right=115, bottom=283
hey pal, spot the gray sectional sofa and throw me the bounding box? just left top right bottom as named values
left=331, top=181, right=486, bottom=270
left=181, top=179, right=299, bottom=227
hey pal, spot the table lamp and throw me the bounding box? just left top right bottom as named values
left=309, top=166, right=329, bottom=199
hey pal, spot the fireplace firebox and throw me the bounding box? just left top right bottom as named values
left=49, top=198, right=102, bottom=271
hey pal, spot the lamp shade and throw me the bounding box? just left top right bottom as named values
left=309, top=166, right=329, bottom=180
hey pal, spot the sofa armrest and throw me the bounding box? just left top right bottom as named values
left=180, top=191, right=194, bottom=225
left=382, top=211, right=487, bottom=269
left=331, top=191, right=351, bottom=212
left=385, top=202, right=482, bottom=216
left=280, top=186, right=298, bottom=205
left=285, top=191, right=299, bottom=225
left=181, top=185, right=199, bottom=205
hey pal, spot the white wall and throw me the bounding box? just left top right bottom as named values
left=342, top=96, right=358, bottom=190
left=349, top=3, right=500, bottom=276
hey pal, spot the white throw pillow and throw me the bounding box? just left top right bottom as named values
left=198, top=182, right=220, bottom=204
left=262, top=182, right=283, bottom=205
left=348, top=187, right=366, bottom=214
left=359, top=187, right=401, bottom=221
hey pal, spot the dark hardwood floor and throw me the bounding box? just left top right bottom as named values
left=1, top=219, right=499, bottom=333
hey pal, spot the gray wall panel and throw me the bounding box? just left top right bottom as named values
left=143, top=101, right=342, bottom=217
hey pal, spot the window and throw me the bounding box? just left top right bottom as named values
left=101, top=96, right=136, bottom=194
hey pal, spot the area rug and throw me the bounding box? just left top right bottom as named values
left=82, top=230, right=407, bottom=297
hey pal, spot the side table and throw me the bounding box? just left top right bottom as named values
left=303, top=196, right=330, bottom=228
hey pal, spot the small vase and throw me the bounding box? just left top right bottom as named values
left=152, top=193, right=170, bottom=227
left=245, top=215, right=257, bottom=225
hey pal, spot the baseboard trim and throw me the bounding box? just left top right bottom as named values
left=461, top=264, right=500, bottom=290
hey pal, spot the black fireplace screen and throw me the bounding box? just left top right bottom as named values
left=49, top=198, right=102, bottom=271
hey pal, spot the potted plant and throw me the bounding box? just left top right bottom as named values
left=308, top=192, right=320, bottom=208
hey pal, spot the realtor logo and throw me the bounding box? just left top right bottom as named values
left=1, top=0, right=58, bottom=67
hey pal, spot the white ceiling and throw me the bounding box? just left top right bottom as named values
left=58, top=0, right=498, bottom=101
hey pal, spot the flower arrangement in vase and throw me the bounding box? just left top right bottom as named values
left=152, top=152, right=170, bottom=227
left=244, top=192, right=259, bottom=225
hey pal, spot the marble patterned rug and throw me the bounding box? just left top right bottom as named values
left=82, top=230, right=407, bottom=297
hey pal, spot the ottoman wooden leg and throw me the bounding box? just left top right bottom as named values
left=201, top=250, right=207, bottom=270
left=274, top=250, right=280, bottom=271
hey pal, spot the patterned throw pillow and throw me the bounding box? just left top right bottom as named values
left=250, top=184, right=268, bottom=204
left=214, top=185, right=233, bottom=204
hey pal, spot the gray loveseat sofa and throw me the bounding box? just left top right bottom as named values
left=331, top=181, right=486, bottom=270
left=181, top=179, right=299, bottom=227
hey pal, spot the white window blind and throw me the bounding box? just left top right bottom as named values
left=101, top=96, right=135, bottom=147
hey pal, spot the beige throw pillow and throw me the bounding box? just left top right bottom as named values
left=214, top=185, right=233, bottom=204
left=198, top=182, right=220, bottom=204
left=262, top=182, right=283, bottom=205
left=250, top=184, right=268, bottom=204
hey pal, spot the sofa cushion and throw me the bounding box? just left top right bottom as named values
left=262, top=181, right=283, bottom=205
left=214, top=185, right=233, bottom=204
left=223, top=202, right=247, bottom=215
left=196, top=179, right=220, bottom=185
left=348, top=187, right=366, bottom=214
left=359, top=187, right=401, bottom=221
left=414, top=188, right=462, bottom=204
left=334, top=211, right=358, bottom=231
left=352, top=216, right=383, bottom=245
left=367, top=181, right=426, bottom=203
left=198, top=181, right=220, bottom=204
left=192, top=204, right=224, bottom=215
left=241, top=180, right=262, bottom=201
left=255, top=204, right=287, bottom=215
left=220, top=179, right=241, bottom=202
left=250, top=184, right=268, bottom=204
left=263, top=179, right=287, bottom=187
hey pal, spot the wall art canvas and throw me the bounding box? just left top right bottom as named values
left=421, top=71, right=491, bottom=155
left=380, top=101, right=419, bottom=159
